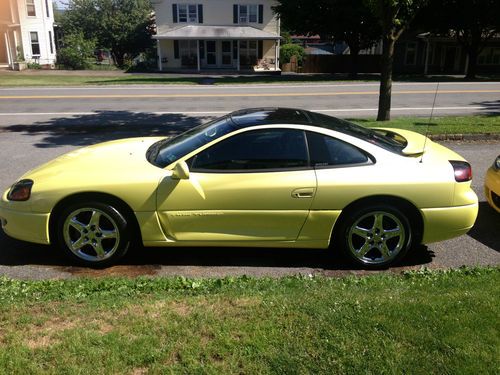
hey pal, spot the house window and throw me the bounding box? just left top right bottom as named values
left=178, top=4, right=198, bottom=23
left=30, top=32, right=40, bottom=55
left=478, top=47, right=500, bottom=65
left=48, top=30, right=53, bottom=54
left=179, top=40, right=198, bottom=67
left=45, top=0, right=50, bottom=17
left=238, top=5, right=258, bottom=23
left=26, top=0, right=36, bottom=17
left=239, top=40, right=258, bottom=66
left=404, top=42, right=417, bottom=65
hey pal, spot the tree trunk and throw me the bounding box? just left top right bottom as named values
left=348, top=46, right=360, bottom=79
left=377, top=36, right=395, bottom=121
left=465, top=47, right=478, bottom=80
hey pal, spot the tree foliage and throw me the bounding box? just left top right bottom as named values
left=364, top=0, right=427, bottom=120
left=417, top=0, right=500, bottom=79
left=280, top=43, right=306, bottom=65
left=60, top=0, right=155, bottom=67
left=57, top=32, right=96, bottom=69
left=273, top=0, right=381, bottom=77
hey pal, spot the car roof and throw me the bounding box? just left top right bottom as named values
left=229, top=108, right=312, bottom=128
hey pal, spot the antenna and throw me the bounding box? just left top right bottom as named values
left=420, top=82, right=440, bottom=163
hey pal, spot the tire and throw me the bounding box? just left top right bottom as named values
left=56, top=201, right=130, bottom=267
left=335, top=204, right=412, bottom=269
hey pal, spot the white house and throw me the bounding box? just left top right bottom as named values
left=0, top=0, right=56, bottom=69
left=152, top=0, right=281, bottom=72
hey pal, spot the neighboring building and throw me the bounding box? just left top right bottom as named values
left=0, top=0, right=56, bottom=69
left=152, top=0, right=281, bottom=72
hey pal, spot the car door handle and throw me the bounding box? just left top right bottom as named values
left=291, top=188, right=315, bottom=198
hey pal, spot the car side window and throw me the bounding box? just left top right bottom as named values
left=189, top=129, right=309, bottom=172
left=307, top=131, right=370, bottom=167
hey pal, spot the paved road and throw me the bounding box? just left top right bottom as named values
left=0, top=82, right=499, bottom=124
left=0, top=123, right=498, bottom=278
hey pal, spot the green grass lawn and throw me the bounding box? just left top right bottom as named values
left=0, top=267, right=498, bottom=374
left=359, top=115, right=500, bottom=134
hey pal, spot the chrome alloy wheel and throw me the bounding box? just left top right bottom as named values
left=347, top=211, right=406, bottom=265
left=63, top=208, right=120, bottom=262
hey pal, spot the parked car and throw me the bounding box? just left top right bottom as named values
left=0, top=108, right=478, bottom=268
left=485, top=155, right=500, bottom=213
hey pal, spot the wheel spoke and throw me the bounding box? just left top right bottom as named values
left=89, top=210, right=101, bottom=228
left=71, top=236, right=86, bottom=250
left=352, top=226, right=371, bottom=240
left=92, top=239, right=106, bottom=258
left=373, top=213, right=384, bottom=231
left=101, top=229, right=117, bottom=239
left=69, top=218, right=86, bottom=234
left=357, top=241, right=372, bottom=257
left=383, top=228, right=401, bottom=240
left=379, top=243, right=391, bottom=259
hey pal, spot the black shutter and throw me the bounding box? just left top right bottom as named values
left=233, top=40, right=238, bottom=59
left=198, top=4, right=203, bottom=23
left=258, top=4, right=263, bottom=24
left=174, top=40, right=179, bottom=59
left=172, top=4, right=177, bottom=23
left=233, top=4, right=238, bottom=24
left=258, top=40, right=263, bottom=59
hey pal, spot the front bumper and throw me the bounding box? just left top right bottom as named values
left=0, top=205, right=50, bottom=245
left=420, top=203, right=479, bottom=244
left=485, top=167, right=500, bottom=213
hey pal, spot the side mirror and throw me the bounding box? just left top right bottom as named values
left=171, top=161, right=190, bottom=180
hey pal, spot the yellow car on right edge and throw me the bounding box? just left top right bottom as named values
left=485, top=155, right=500, bottom=213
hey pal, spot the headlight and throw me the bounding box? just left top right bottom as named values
left=7, top=179, right=34, bottom=201
left=494, top=155, right=500, bottom=170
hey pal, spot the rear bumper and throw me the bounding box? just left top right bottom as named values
left=420, top=203, right=478, bottom=244
left=485, top=167, right=500, bottom=213
left=0, top=205, right=50, bottom=245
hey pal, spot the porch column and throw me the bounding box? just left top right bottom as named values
left=197, top=40, right=200, bottom=72
left=275, top=38, right=280, bottom=71
left=237, top=40, right=240, bottom=71
left=4, top=32, right=12, bottom=68
left=424, top=39, right=430, bottom=75
left=157, top=40, right=163, bottom=71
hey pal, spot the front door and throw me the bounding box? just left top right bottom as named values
left=206, top=40, right=217, bottom=66
left=156, top=128, right=316, bottom=242
left=221, top=40, right=233, bottom=67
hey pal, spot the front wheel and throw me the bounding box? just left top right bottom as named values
left=56, top=201, right=130, bottom=267
left=335, top=205, right=412, bottom=269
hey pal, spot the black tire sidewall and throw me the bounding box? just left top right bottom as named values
left=55, top=201, right=130, bottom=267
left=335, top=204, right=412, bottom=269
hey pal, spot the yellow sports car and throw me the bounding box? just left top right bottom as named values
left=0, top=108, right=478, bottom=268
left=485, top=155, right=500, bottom=213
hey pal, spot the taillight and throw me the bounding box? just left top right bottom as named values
left=449, top=161, right=472, bottom=182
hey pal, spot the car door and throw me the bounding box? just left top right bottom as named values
left=156, top=128, right=316, bottom=242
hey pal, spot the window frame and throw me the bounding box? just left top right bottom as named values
left=177, top=3, right=198, bottom=23
left=238, top=4, right=258, bottom=24
left=404, top=42, right=417, bottom=66
left=188, top=128, right=311, bottom=173
left=26, top=0, right=36, bottom=17
left=30, top=31, right=41, bottom=56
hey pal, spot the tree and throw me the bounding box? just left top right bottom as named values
left=60, top=0, right=155, bottom=67
left=57, top=32, right=96, bottom=69
left=273, top=0, right=380, bottom=78
left=365, top=0, right=427, bottom=121
left=417, top=0, right=500, bottom=79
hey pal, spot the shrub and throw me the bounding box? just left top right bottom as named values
left=57, top=32, right=96, bottom=70
left=280, top=43, right=305, bottom=65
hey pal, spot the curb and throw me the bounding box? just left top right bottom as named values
left=429, top=133, right=500, bottom=141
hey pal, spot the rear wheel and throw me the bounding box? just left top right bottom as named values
left=336, top=204, right=412, bottom=268
left=56, top=201, right=130, bottom=267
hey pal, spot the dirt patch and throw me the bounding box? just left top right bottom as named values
left=62, top=265, right=161, bottom=278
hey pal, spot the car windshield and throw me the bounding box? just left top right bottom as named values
left=306, top=112, right=406, bottom=153
left=148, top=116, right=237, bottom=167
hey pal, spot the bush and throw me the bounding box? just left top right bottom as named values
left=57, top=33, right=96, bottom=70
left=280, top=43, right=305, bottom=65
left=27, top=62, right=41, bottom=69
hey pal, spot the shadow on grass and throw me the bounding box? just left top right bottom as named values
left=1, top=111, right=205, bottom=148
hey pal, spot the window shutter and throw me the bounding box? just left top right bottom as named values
left=258, top=40, right=263, bottom=59
left=198, top=4, right=203, bottom=23
left=233, top=4, right=238, bottom=24
left=258, top=5, right=263, bottom=24
left=172, top=4, right=178, bottom=23
left=174, top=40, right=179, bottom=59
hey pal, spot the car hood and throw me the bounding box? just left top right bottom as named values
left=20, top=137, right=165, bottom=182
